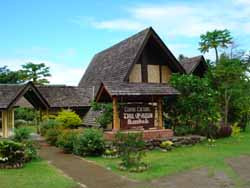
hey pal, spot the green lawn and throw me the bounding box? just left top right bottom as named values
left=0, top=159, right=77, bottom=188
left=87, top=126, right=250, bottom=181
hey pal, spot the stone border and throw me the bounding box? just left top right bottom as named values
left=0, top=162, right=24, bottom=169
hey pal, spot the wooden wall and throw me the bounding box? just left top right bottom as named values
left=147, top=65, right=160, bottom=83
left=129, top=64, right=172, bottom=84
left=161, top=65, right=172, bottom=83
left=128, top=38, right=173, bottom=84
left=129, top=64, right=142, bottom=83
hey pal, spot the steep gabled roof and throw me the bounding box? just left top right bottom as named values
left=78, top=28, right=150, bottom=88
left=0, top=82, right=49, bottom=110
left=37, top=85, right=91, bottom=108
left=180, top=55, right=207, bottom=74
left=78, top=27, right=185, bottom=91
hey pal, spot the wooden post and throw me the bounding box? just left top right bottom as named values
left=158, top=97, right=163, bottom=129
left=112, top=96, right=120, bottom=131
left=2, top=111, right=8, bottom=138
left=11, top=109, right=15, bottom=130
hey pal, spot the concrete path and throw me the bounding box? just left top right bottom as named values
left=38, top=135, right=250, bottom=188
left=38, top=141, right=144, bottom=188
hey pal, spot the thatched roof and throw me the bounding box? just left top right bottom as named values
left=79, top=27, right=185, bottom=98
left=180, top=55, right=207, bottom=74
left=0, top=84, right=25, bottom=109
left=102, top=82, right=179, bottom=96
left=0, top=82, right=49, bottom=110
left=0, top=82, right=91, bottom=110
left=37, top=85, right=91, bottom=108
left=83, top=108, right=102, bottom=127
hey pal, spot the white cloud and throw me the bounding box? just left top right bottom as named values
left=85, top=1, right=250, bottom=38
left=0, top=58, right=84, bottom=86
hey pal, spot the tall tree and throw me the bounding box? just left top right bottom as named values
left=21, top=62, right=51, bottom=85
left=0, top=66, right=24, bottom=84
left=199, top=29, right=233, bottom=63
left=209, top=55, right=250, bottom=126
left=166, top=74, right=220, bottom=138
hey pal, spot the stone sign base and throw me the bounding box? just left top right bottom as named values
left=104, top=129, right=174, bottom=140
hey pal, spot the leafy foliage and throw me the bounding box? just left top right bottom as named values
left=92, top=102, right=113, bottom=128
left=21, top=62, right=51, bottom=85
left=23, top=140, right=39, bottom=162
left=0, top=66, right=25, bottom=84
left=208, top=55, right=250, bottom=126
left=15, top=107, right=38, bottom=122
left=57, top=129, right=80, bottom=153
left=40, top=119, right=61, bottom=136
left=166, top=74, right=220, bottom=138
left=160, top=141, right=173, bottom=150
left=199, top=29, right=233, bottom=63
left=13, top=127, right=32, bottom=142
left=45, top=128, right=61, bottom=146
left=232, top=123, right=241, bottom=136
left=55, top=109, right=82, bottom=128
left=0, top=140, right=25, bottom=165
left=73, top=128, right=105, bottom=156
left=114, top=132, right=146, bottom=169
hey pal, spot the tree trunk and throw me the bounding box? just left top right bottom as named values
left=215, top=47, right=219, bottom=64
left=224, top=89, right=231, bottom=126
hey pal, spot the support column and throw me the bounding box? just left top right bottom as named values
left=112, top=96, right=120, bottom=131
left=158, top=97, right=163, bottom=129
left=2, top=111, right=8, bottom=138
left=7, top=109, right=14, bottom=130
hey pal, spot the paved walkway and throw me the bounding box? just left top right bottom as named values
left=38, top=136, right=250, bottom=188
left=38, top=141, right=145, bottom=188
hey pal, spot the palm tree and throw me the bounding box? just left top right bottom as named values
left=199, top=29, right=233, bottom=63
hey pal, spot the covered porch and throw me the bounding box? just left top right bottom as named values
left=95, top=82, right=180, bottom=140
left=0, top=82, right=49, bottom=138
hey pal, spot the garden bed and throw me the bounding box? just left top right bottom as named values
left=87, top=128, right=250, bottom=181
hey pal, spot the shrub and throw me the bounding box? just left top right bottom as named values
left=174, top=125, right=193, bottom=136
left=14, top=119, right=27, bottom=128
left=56, top=109, right=82, bottom=128
left=23, top=140, right=39, bottom=162
left=103, top=148, right=119, bottom=158
left=232, top=123, right=241, bottom=136
left=40, top=119, right=60, bottom=136
left=160, top=141, right=173, bottom=150
left=114, top=132, right=147, bottom=172
left=13, top=127, right=32, bottom=142
left=57, top=130, right=80, bottom=153
left=92, top=102, right=113, bottom=129
left=45, top=128, right=61, bottom=146
left=15, top=107, right=37, bottom=122
left=73, top=128, right=105, bottom=156
left=0, top=140, right=25, bottom=165
left=217, top=125, right=232, bottom=138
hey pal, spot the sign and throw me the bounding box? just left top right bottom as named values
left=120, top=104, right=154, bottom=130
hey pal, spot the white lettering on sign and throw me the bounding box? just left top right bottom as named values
left=128, top=119, right=150, bottom=125
left=120, top=105, right=154, bottom=128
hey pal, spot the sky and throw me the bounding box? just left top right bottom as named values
left=0, top=0, right=250, bottom=85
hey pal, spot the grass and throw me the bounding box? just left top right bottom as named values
left=0, top=159, right=77, bottom=188
left=87, top=126, right=250, bottom=181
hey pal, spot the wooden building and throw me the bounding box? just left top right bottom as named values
left=0, top=27, right=207, bottom=139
